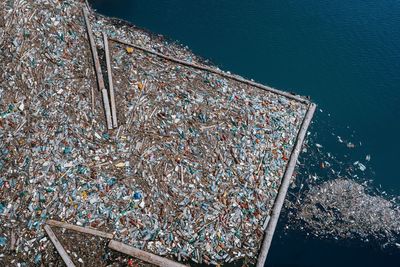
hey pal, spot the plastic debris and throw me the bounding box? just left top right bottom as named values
left=291, top=179, right=400, bottom=243
left=0, top=0, right=309, bottom=265
left=0, top=237, right=7, bottom=247
left=346, top=142, right=355, bottom=148
left=353, top=161, right=367, bottom=172
left=126, top=47, right=134, bottom=54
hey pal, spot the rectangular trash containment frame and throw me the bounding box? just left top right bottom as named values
left=109, top=36, right=316, bottom=266
left=0, top=0, right=316, bottom=264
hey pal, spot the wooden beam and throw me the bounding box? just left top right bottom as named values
left=109, top=37, right=310, bottom=104
left=82, top=7, right=113, bottom=129
left=256, top=103, right=316, bottom=267
left=47, top=220, right=114, bottom=239
left=44, top=225, right=76, bottom=267
left=103, top=32, right=118, bottom=128
left=10, top=229, right=16, bottom=251
left=108, top=240, right=188, bottom=267
left=84, top=0, right=90, bottom=10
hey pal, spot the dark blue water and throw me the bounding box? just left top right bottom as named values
left=89, top=1, right=400, bottom=266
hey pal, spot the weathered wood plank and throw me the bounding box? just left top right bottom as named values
left=256, top=103, right=316, bottom=267
left=109, top=240, right=188, bottom=267
left=44, top=225, right=76, bottom=267
left=109, top=37, right=310, bottom=104
left=103, top=32, right=118, bottom=128
left=82, top=7, right=113, bottom=129
left=47, top=220, right=114, bottom=239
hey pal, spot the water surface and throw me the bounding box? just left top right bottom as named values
left=89, top=0, right=400, bottom=266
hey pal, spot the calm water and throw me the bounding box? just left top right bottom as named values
left=89, top=0, right=400, bottom=266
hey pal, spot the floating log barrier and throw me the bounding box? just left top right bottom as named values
left=103, top=32, right=118, bottom=128
left=256, top=103, right=316, bottom=267
left=44, top=225, right=76, bottom=267
left=109, top=37, right=310, bottom=105
left=47, top=220, right=185, bottom=266
left=47, top=220, right=114, bottom=239
left=82, top=7, right=113, bottom=129
left=10, top=229, right=15, bottom=251
left=108, top=240, right=188, bottom=267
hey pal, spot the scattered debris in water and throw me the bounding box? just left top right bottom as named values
left=289, top=179, right=400, bottom=243
left=284, top=108, right=400, bottom=251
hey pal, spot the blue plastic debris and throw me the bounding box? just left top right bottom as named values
left=107, top=178, right=117, bottom=186
left=63, top=146, right=72, bottom=154
left=0, top=237, right=7, bottom=247
left=34, top=253, right=42, bottom=264
left=133, top=192, right=142, bottom=200
left=102, top=133, right=110, bottom=140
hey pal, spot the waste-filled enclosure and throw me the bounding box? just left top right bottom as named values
left=0, top=0, right=315, bottom=265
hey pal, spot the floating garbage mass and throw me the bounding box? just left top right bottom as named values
left=290, top=178, right=400, bottom=244
left=0, top=0, right=314, bottom=265
left=286, top=117, right=400, bottom=249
